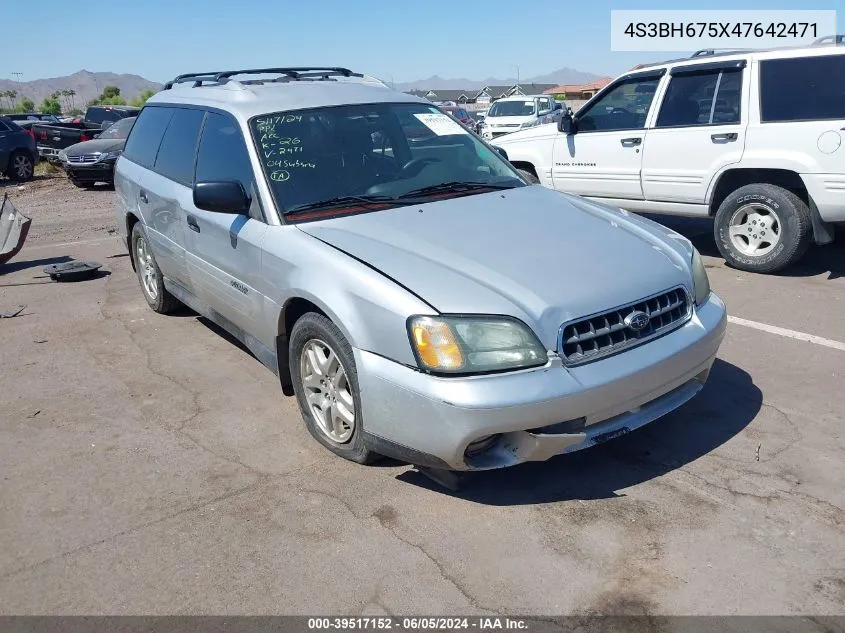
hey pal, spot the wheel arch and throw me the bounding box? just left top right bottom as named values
left=126, top=213, right=141, bottom=271
left=707, top=167, right=831, bottom=245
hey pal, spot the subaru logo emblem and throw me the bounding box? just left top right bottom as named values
left=624, top=310, right=650, bottom=332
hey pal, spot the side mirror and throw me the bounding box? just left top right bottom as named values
left=493, top=146, right=509, bottom=161
left=558, top=110, right=576, bottom=135
left=193, top=181, right=250, bottom=214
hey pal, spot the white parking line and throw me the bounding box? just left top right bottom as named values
left=728, top=315, right=845, bottom=352
left=24, top=236, right=119, bottom=251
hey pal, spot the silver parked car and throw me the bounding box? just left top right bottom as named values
left=114, top=67, right=727, bottom=474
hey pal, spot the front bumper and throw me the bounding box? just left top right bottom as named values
left=355, top=293, right=727, bottom=471
left=63, top=162, right=115, bottom=183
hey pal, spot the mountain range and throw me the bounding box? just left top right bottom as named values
left=394, top=67, right=605, bottom=91
left=0, top=70, right=161, bottom=109
left=0, top=66, right=604, bottom=111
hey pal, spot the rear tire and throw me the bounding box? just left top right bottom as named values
left=131, top=223, right=181, bottom=314
left=714, top=183, right=812, bottom=274
left=289, top=312, right=378, bottom=465
left=517, top=168, right=539, bottom=184
left=7, top=151, right=34, bottom=182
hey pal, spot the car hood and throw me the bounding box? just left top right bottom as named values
left=492, top=123, right=559, bottom=145
left=485, top=115, right=535, bottom=126
left=65, top=138, right=125, bottom=156
left=297, top=186, right=694, bottom=349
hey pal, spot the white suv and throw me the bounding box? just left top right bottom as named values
left=492, top=40, right=845, bottom=273
left=481, top=95, right=559, bottom=141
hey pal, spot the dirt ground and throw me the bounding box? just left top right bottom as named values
left=1, top=173, right=843, bottom=615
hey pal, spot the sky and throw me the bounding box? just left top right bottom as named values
left=5, top=0, right=841, bottom=84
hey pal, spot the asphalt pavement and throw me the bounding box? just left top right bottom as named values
left=0, top=182, right=843, bottom=615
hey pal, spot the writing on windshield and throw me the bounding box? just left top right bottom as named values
left=249, top=103, right=524, bottom=219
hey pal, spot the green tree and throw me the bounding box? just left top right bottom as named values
left=68, top=107, right=83, bottom=116
left=40, top=97, right=62, bottom=115
left=129, top=89, right=156, bottom=107
left=101, top=85, right=121, bottom=99
left=13, top=97, right=35, bottom=113
left=99, top=95, right=127, bottom=106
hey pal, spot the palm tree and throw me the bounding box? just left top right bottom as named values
left=68, top=89, right=76, bottom=111
left=8, top=90, right=17, bottom=109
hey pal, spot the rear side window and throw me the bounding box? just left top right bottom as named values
left=760, top=55, right=845, bottom=122
left=195, top=112, right=254, bottom=193
left=86, top=108, right=126, bottom=125
left=657, top=69, right=741, bottom=127
left=123, top=107, right=173, bottom=169
left=153, top=108, right=205, bottom=186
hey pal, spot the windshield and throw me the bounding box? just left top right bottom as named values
left=99, top=117, right=136, bottom=139
left=250, top=102, right=524, bottom=219
left=487, top=100, right=536, bottom=117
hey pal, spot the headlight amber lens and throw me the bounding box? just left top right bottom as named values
left=692, top=248, right=711, bottom=307
left=408, top=316, right=547, bottom=374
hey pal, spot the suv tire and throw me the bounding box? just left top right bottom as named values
left=7, top=151, right=34, bottom=182
left=131, top=223, right=182, bottom=314
left=289, top=312, right=378, bottom=465
left=517, top=168, right=539, bottom=184
left=714, top=183, right=812, bottom=274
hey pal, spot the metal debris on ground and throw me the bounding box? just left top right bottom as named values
left=1, top=305, right=26, bottom=318
left=0, top=194, right=32, bottom=266
left=43, top=260, right=103, bottom=282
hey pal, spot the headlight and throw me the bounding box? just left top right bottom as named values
left=97, top=150, right=122, bottom=162
left=57, top=150, right=67, bottom=163
left=407, top=315, right=547, bottom=374
left=691, top=248, right=711, bottom=307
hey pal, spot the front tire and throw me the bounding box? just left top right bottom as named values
left=7, top=151, right=34, bottom=182
left=714, top=183, right=812, bottom=274
left=289, top=312, right=377, bottom=464
left=131, top=223, right=181, bottom=314
left=517, top=168, right=539, bottom=184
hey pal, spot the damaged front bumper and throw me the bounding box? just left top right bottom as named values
left=0, top=195, right=31, bottom=265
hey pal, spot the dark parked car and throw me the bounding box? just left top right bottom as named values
left=31, top=105, right=140, bottom=163
left=439, top=105, right=476, bottom=130
left=59, top=116, right=136, bottom=187
left=0, top=116, right=38, bottom=182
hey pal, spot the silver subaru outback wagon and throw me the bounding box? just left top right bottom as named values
left=113, top=67, right=727, bottom=474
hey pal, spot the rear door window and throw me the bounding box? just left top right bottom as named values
left=123, top=106, right=173, bottom=169
left=760, top=55, right=845, bottom=122
left=656, top=68, right=741, bottom=127
left=153, top=108, right=205, bottom=186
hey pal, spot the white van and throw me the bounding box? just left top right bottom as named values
left=492, top=39, right=845, bottom=273
left=481, top=95, right=558, bottom=141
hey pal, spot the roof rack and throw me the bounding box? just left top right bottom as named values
left=811, top=34, right=844, bottom=45
left=163, top=67, right=364, bottom=90
left=691, top=48, right=751, bottom=58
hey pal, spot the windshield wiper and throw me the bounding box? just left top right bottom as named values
left=396, top=181, right=518, bottom=200
left=283, top=194, right=395, bottom=216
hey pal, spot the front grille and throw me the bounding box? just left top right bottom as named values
left=491, top=131, right=510, bottom=138
left=558, top=287, right=691, bottom=366
left=67, top=154, right=99, bottom=164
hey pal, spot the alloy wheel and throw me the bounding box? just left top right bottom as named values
left=299, top=338, right=355, bottom=443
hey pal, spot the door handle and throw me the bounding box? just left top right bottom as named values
left=187, top=215, right=200, bottom=233
left=711, top=133, right=738, bottom=142
left=620, top=137, right=642, bottom=147
left=139, top=190, right=148, bottom=204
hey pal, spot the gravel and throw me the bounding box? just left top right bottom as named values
left=2, top=173, right=117, bottom=245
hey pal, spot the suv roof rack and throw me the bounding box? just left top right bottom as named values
left=163, top=67, right=366, bottom=90
left=811, top=34, right=845, bottom=45
left=691, top=48, right=752, bottom=58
